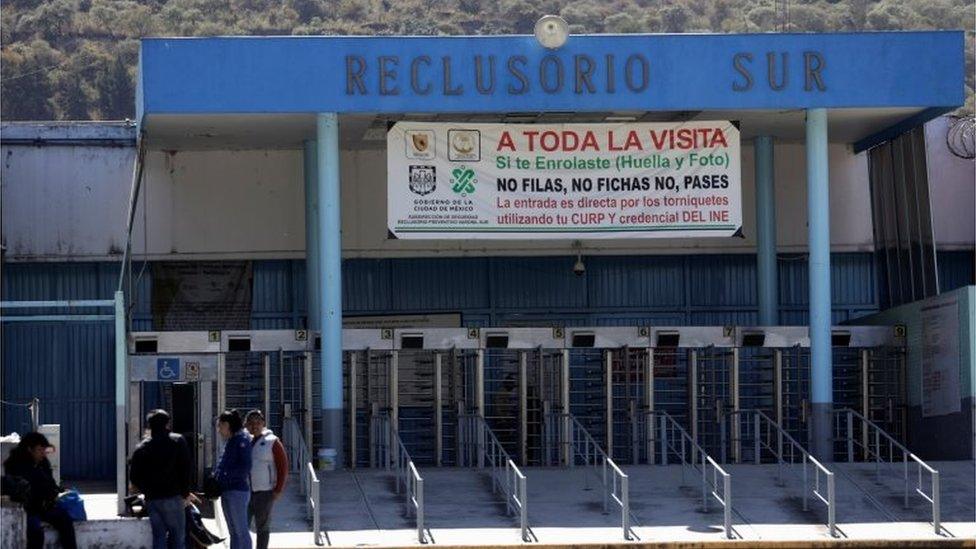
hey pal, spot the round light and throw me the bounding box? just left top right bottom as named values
left=534, top=15, right=569, bottom=49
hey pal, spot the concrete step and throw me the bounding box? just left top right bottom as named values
left=834, top=460, right=976, bottom=524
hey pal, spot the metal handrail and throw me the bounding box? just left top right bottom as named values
left=544, top=413, right=631, bottom=540
left=458, top=414, right=529, bottom=542
left=725, top=409, right=836, bottom=537
left=833, top=408, right=941, bottom=534
left=642, top=411, right=733, bottom=539
left=283, top=418, right=323, bottom=546
left=370, top=413, right=426, bottom=543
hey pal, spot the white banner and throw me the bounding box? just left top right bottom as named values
left=921, top=299, right=961, bottom=417
left=387, top=121, right=741, bottom=239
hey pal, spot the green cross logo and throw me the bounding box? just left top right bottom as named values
left=451, top=167, right=476, bottom=194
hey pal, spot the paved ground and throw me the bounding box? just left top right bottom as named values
left=75, top=461, right=976, bottom=547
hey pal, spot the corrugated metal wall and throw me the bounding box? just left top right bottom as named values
left=251, top=253, right=896, bottom=328
left=1, top=262, right=119, bottom=479
left=2, top=251, right=973, bottom=479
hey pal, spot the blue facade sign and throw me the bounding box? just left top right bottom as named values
left=156, top=357, right=180, bottom=381
left=138, top=31, right=964, bottom=117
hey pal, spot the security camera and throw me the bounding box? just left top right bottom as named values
left=571, top=240, right=585, bottom=276
left=573, top=254, right=586, bottom=276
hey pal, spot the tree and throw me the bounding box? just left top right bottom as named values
left=55, top=70, right=91, bottom=120
left=95, top=55, right=134, bottom=119
left=660, top=4, right=690, bottom=33
left=1, top=42, right=59, bottom=120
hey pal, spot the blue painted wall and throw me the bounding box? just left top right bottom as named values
left=3, top=251, right=973, bottom=478
left=139, top=32, right=965, bottom=116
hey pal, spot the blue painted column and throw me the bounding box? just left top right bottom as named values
left=805, top=108, right=833, bottom=460
left=317, top=113, right=343, bottom=466
left=754, top=136, right=778, bottom=325
left=303, top=140, right=320, bottom=330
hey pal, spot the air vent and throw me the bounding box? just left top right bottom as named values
left=831, top=331, right=852, bottom=347
left=228, top=337, right=251, bottom=352
left=656, top=332, right=680, bottom=347
left=486, top=334, right=509, bottom=348
left=134, top=339, right=158, bottom=353
left=571, top=333, right=595, bottom=348
left=401, top=335, right=424, bottom=349
left=742, top=332, right=766, bottom=347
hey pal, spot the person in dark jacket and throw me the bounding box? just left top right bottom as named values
left=215, top=409, right=252, bottom=549
left=129, top=409, right=195, bottom=549
left=3, top=432, right=77, bottom=549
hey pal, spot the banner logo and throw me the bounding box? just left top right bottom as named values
left=448, top=129, right=480, bottom=161
left=450, top=167, right=476, bottom=195
left=408, top=165, right=437, bottom=195
left=405, top=130, right=435, bottom=160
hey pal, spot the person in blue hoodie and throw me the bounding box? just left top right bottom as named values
left=215, top=409, right=252, bottom=549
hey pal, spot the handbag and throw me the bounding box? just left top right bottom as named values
left=186, top=503, right=225, bottom=546
left=202, top=476, right=222, bottom=499
left=56, top=489, right=87, bottom=521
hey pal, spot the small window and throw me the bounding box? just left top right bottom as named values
left=228, top=337, right=251, bottom=352
left=486, top=334, right=509, bottom=348
left=656, top=332, right=680, bottom=347
left=831, top=331, right=851, bottom=347
left=134, top=339, right=158, bottom=353
left=571, top=333, right=595, bottom=348
left=401, top=335, right=424, bottom=349
left=314, top=336, right=321, bottom=351
left=742, top=332, right=766, bottom=347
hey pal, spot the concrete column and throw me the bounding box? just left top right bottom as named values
left=317, top=113, right=344, bottom=466
left=805, top=108, right=833, bottom=460
left=754, top=135, right=778, bottom=325
left=303, top=140, right=320, bottom=330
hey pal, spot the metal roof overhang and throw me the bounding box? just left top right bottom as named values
left=137, top=31, right=965, bottom=152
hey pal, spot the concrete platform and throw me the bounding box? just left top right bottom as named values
left=295, top=462, right=975, bottom=547
left=26, top=462, right=972, bottom=548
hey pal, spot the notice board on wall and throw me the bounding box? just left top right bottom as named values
left=920, top=298, right=961, bottom=417
left=387, top=121, right=741, bottom=240
left=152, top=261, right=252, bottom=331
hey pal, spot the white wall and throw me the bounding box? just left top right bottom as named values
left=5, top=118, right=971, bottom=262
left=925, top=116, right=976, bottom=250
left=132, top=150, right=305, bottom=259
left=0, top=144, right=135, bottom=261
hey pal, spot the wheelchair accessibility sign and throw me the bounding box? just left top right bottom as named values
left=156, top=358, right=181, bottom=381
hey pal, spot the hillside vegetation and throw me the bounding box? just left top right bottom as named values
left=1, top=0, right=973, bottom=120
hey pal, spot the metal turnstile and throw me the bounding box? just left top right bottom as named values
left=126, top=325, right=906, bottom=480
left=610, top=347, right=648, bottom=464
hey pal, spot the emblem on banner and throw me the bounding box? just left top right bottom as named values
left=404, top=130, right=434, bottom=160
left=408, top=165, right=437, bottom=195
left=448, top=129, right=480, bottom=161
left=450, top=166, right=476, bottom=195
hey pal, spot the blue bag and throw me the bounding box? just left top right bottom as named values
left=56, top=489, right=87, bottom=521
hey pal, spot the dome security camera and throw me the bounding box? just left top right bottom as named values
left=573, top=254, right=586, bottom=276
left=535, top=15, right=569, bottom=49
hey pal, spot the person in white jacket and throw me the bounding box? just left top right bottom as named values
left=244, top=410, right=289, bottom=549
